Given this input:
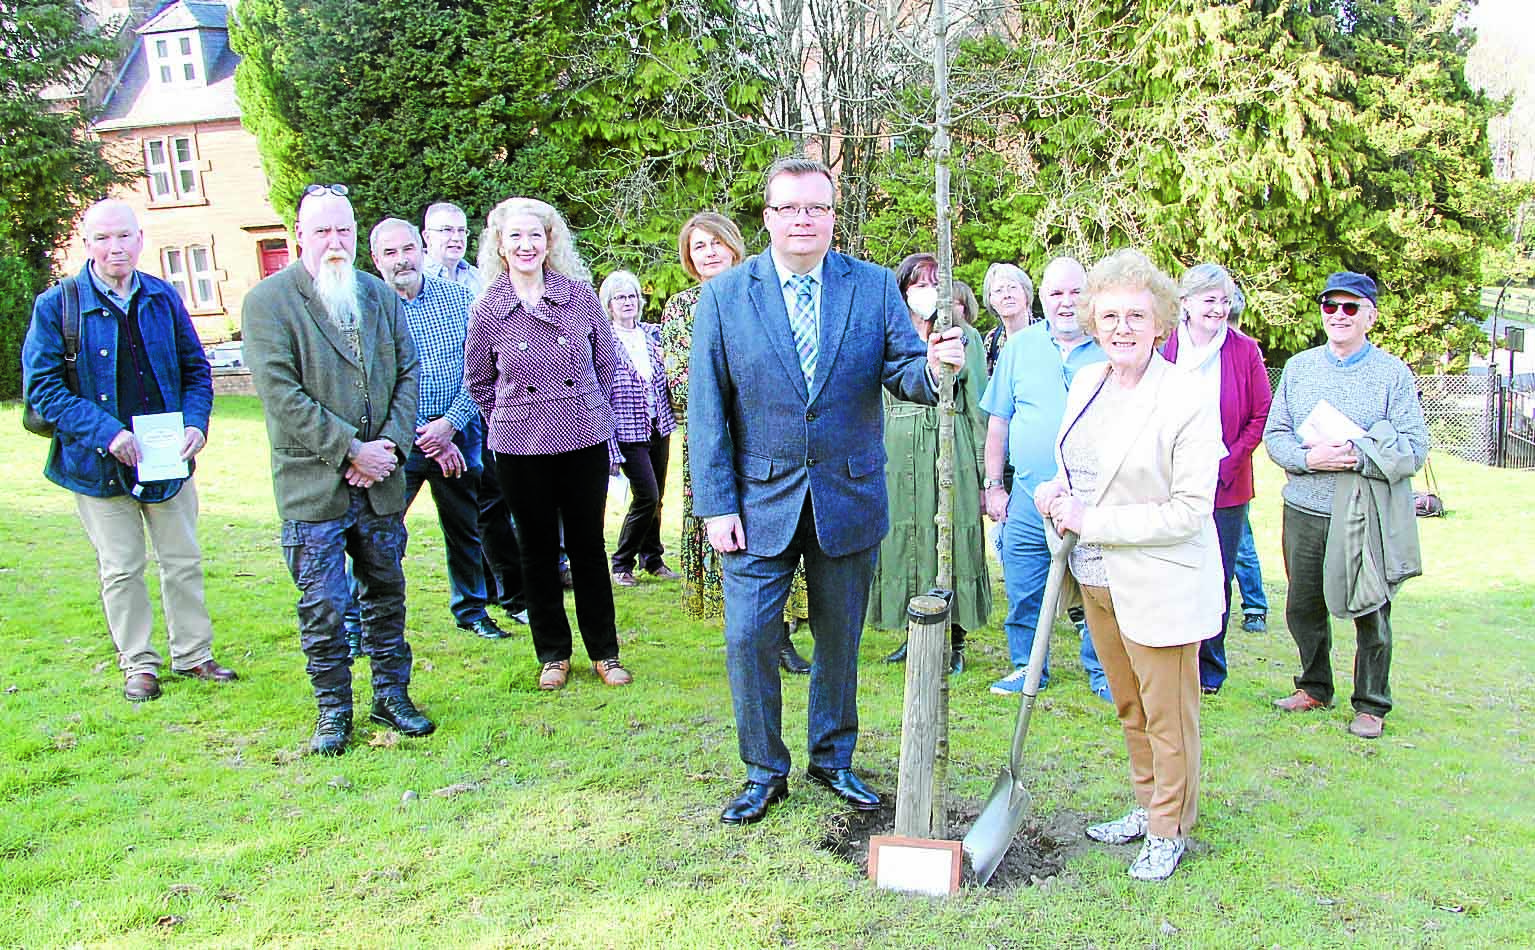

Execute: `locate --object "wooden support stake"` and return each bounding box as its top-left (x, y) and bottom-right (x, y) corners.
top-left (895, 590), bottom-right (951, 839)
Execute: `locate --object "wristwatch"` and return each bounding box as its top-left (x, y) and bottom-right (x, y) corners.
top-left (983, 478), bottom-right (1005, 490)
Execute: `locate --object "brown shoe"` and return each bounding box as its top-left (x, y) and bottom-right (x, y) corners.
top-left (124, 672), bottom-right (162, 702)
top-left (593, 657), bottom-right (633, 686)
top-left (612, 571), bottom-right (638, 588)
top-left (646, 563), bottom-right (682, 581)
top-left (1274, 689), bottom-right (1329, 712)
top-left (1348, 712), bottom-right (1384, 739)
top-left (538, 660), bottom-right (571, 691)
top-left (173, 659), bottom-right (238, 682)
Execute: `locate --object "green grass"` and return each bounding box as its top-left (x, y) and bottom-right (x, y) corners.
top-left (1, 395), bottom-right (1531, 948)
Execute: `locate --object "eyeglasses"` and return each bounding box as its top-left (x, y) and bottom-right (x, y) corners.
top-left (1098, 312), bottom-right (1151, 331)
top-left (428, 226), bottom-right (468, 236)
top-left (303, 183), bottom-right (350, 198)
top-left (767, 203), bottom-right (833, 218)
top-left (1320, 300), bottom-right (1363, 316)
top-left (610, 293), bottom-right (641, 304)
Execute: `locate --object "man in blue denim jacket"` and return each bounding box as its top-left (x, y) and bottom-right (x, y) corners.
top-left (22, 199), bottom-right (235, 702)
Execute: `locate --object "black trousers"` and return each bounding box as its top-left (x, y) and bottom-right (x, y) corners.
top-left (495, 443), bottom-right (618, 664)
top-left (612, 434), bottom-right (670, 573)
top-left (476, 430), bottom-right (525, 614)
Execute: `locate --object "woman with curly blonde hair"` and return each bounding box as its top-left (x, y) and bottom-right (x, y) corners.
top-left (465, 197), bottom-right (632, 692)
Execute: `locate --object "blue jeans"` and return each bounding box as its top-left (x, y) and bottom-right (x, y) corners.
top-left (1234, 512), bottom-right (1267, 616)
top-left (1202, 503), bottom-right (1248, 692)
top-left (281, 489), bottom-right (412, 712)
top-left (998, 487), bottom-right (1052, 686)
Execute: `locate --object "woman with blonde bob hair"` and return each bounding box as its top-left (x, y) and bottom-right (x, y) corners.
top-left (1034, 249), bottom-right (1224, 881)
top-left (465, 197), bottom-right (632, 692)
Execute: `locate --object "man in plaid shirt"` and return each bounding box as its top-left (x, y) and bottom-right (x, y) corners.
top-left (370, 218), bottom-right (508, 640)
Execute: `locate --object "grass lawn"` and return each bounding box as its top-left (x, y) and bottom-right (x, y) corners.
top-left (1, 395), bottom-right (1531, 948)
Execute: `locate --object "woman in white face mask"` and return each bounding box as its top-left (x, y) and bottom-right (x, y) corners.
top-left (869, 253), bottom-right (993, 674)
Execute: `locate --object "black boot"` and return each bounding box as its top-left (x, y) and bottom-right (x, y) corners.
top-left (779, 623), bottom-right (810, 674)
top-left (949, 624), bottom-right (967, 676)
top-left (883, 639), bottom-right (909, 664)
top-left (309, 708), bottom-right (353, 757)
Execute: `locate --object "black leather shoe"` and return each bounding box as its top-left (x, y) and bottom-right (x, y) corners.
top-left (458, 617), bottom-right (510, 640)
top-left (805, 765), bottom-right (881, 811)
top-left (779, 643), bottom-right (811, 675)
top-left (370, 695), bottom-right (436, 737)
top-left (884, 640), bottom-right (909, 664)
top-left (309, 709), bottom-right (352, 756)
top-left (720, 777), bottom-right (789, 825)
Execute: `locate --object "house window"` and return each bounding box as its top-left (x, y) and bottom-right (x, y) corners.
top-left (162, 244), bottom-right (221, 311)
top-left (150, 32), bottom-right (201, 86)
top-left (144, 135), bottom-right (201, 203)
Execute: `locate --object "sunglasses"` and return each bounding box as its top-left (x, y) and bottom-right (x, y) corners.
top-left (1320, 300), bottom-right (1363, 316)
top-left (303, 183), bottom-right (350, 198)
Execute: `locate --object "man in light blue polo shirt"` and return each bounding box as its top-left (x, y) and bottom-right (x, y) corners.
top-left (980, 257), bottom-right (1108, 697)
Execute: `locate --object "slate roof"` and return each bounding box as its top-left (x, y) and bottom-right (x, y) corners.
top-left (138, 1), bottom-right (228, 34)
top-left (95, 2), bottom-right (240, 131)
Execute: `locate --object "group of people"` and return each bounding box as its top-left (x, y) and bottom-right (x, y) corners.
top-left (22, 155), bottom-right (1430, 885)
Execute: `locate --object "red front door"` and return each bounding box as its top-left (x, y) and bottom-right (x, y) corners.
top-left (259, 239), bottom-right (290, 278)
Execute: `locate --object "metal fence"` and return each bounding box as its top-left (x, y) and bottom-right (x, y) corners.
top-left (1262, 366), bottom-right (1510, 467)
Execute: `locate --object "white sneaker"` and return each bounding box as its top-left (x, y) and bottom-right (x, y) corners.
top-left (1085, 807), bottom-right (1149, 845)
top-left (1128, 834), bottom-right (1186, 881)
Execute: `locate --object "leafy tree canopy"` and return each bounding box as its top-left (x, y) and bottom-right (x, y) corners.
top-left (0, 0), bottom-right (128, 398)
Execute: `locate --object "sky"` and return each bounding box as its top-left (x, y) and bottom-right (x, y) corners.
top-left (1468, 0), bottom-right (1535, 39)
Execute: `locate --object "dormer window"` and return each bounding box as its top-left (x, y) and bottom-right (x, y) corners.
top-left (150, 31), bottom-right (201, 86)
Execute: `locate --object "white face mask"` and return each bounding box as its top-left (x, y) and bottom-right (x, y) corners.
top-left (906, 285), bottom-right (939, 320)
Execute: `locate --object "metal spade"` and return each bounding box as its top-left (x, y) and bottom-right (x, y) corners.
top-left (962, 530), bottom-right (1077, 885)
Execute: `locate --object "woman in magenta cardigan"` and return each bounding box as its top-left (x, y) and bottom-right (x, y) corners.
top-left (1162, 264), bottom-right (1271, 694)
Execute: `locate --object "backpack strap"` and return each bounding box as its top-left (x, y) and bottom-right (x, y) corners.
top-left (60, 274), bottom-right (82, 394)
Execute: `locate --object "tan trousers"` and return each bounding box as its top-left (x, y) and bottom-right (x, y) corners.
top-left (1080, 584), bottom-right (1200, 838)
top-left (75, 478), bottom-right (214, 676)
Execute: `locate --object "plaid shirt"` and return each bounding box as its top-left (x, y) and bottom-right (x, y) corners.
top-left (402, 276), bottom-right (477, 431)
top-left (609, 323), bottom-right (677, 443)
top-left (423, 257), bottom-right (484, 295)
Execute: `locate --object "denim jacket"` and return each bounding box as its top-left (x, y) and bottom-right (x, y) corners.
top-left (21, 265), bottom-right (213, 502)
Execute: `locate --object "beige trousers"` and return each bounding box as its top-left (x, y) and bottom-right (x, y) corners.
top-left (1080, 584), bottom-right (1201, 838)
top-left (75, 478), bottom-right (214, 676)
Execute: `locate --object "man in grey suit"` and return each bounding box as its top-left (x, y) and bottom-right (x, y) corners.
top-left (689, 157), bottom-right (966, 824)
top-left (242, 184), bottom-right (435, 756)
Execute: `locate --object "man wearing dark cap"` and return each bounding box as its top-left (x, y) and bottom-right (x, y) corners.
top-left (1263, 272), bottom-right (1430, 739)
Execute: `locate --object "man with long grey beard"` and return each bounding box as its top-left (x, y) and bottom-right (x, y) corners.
top-left (243, 184), bottom-right (434, 756)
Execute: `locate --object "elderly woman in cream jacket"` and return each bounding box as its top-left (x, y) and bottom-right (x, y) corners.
top-left (1033, 249), bottom-right (1225, 882)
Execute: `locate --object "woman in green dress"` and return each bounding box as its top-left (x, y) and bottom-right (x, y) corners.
top-left (658, 211), bottom-right (812, 672)
top-left (872, 255), bottom-right (992, 674)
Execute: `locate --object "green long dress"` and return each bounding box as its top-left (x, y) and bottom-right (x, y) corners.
top-left (866, 321), bottom-right (992, 632)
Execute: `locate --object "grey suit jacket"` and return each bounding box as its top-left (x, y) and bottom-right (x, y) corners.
top-left (687, 249), bottom-right (934, 558)
top-left (242, 261), bottom-right (419, 522)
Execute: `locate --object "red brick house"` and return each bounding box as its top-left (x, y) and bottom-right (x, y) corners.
top-left (59, 1), bottom-right (288, 343)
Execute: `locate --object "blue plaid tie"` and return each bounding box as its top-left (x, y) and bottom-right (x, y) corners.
top-left (787, 273), bottom-right (818, 386)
